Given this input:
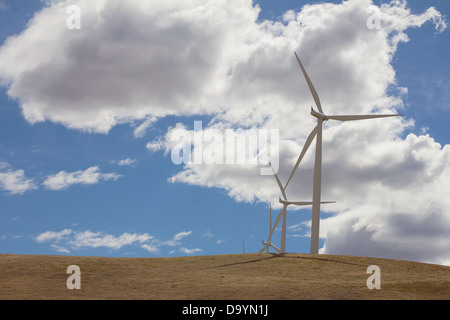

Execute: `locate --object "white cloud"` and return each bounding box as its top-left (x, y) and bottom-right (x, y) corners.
top-left (133, 117), bottom-right (157, 138)
top-left (179, 247), bottom-right (203, 255)
top-left (35, 229), bottom-right (198, 255)
top-left (173, 230), bottom-right (192, 241)
top-left (0, 2), bottom-right (7, 11)
top-left (0, 162), bottom-right (37, 195)
top-left (140, 243), bottom-right (160, 254)
top-left (70, 230), bottom-right (153, 250)
top-left (0, 0), bottom-right (263, 133)
top-left (50, 244), bottom-right (71, 254)
top-left (287, 223), bottom-right (307, 233)
top-left (111, 158), bottom-right (138, 166)
top-left (146, 138), bottom-right (165, 153)
top-left (163, 230), bottom-right (192, 246)
top-left (0, 0), bottom-right (445, 137)
top-left (42, 166), bottom-right (122, 190)
top-left (35, 228), bottom-right (72, 242)
top-left (201, 230), bottom-right (214, 239)
top-left (0, 162), bottom-right (122, 194)
top-left (36, 229), bottom-right (154, 251)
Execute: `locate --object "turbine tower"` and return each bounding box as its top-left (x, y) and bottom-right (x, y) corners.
top-left (291, 51), bottom-right (403, 254)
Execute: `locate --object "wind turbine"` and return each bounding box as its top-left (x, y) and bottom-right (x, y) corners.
top-left (291, 51), bottom-right (403, 254)
top-left (259, 161), bottom-right (333, 254)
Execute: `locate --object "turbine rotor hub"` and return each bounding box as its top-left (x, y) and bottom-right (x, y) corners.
top-left (310, 107), bottom-right (328, 121)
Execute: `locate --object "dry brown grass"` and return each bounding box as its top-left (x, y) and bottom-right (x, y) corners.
top-left (0, 253), bottom-right (449, 300)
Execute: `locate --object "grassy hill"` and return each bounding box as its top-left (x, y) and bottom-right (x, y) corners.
top-left (0, 253), bottom-right (449, 300)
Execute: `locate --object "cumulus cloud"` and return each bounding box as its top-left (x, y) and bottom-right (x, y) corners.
top-left (42, 166), bottom-right (122, 190)
top-left (0, 0), bottom-right (263, 133)
top-left (1, 0), bottom-right (449, 264)
top-left (0, 162), bottom-right (37, 195)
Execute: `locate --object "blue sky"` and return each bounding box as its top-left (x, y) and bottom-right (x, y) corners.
top-left (0, 0), bottom-right (449, 265)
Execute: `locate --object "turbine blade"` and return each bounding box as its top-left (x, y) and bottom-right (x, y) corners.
top-left (269, 206), bottom-right (286, 234)
top-left (269, 243), bottom-right (281, 253)
top-left (286, 201), bottom-right (313, 206)
top-left (284, 125), bottom-right (318, 189)
top-left (289, 201), bottom-right (336, 206)
top-left (269, 161), bottom-right (287, 200)
top-left (267, 206), bottom-right (286, 243)
top-left (294, 52), bottom-right (323, 114)
top-left (327, 114), bottom-right (402, 121)
top-left (279, 199), bottom-right (336, 206)
top-left (269, 203), bottom-right (272, 234)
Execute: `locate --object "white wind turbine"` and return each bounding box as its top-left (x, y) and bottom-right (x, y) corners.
top-left (289, 51), bottom-right (403, 254)
top-left (259, 161), bottom-right (333, 254)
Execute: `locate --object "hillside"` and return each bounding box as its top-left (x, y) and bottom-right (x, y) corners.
top-left (0, 253), bottom-right (449, 300)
